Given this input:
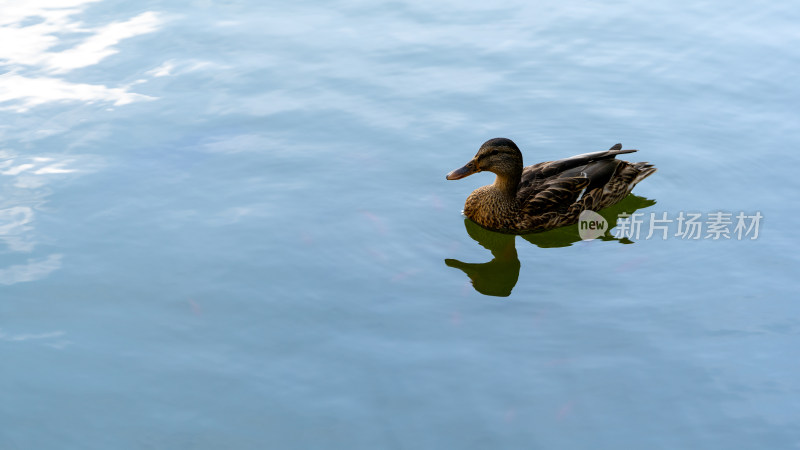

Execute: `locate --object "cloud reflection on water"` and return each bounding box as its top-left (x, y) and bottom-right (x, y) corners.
top-left (0, 0), bottom-right (161, 110)
top-left (0, 150), bottom-right (78, 283)
top-left (0, 327), bottom-right (69, 349)
top-left (1, 0), bottom-right (162, 284)
top-left (0, 254), bottom-right (63, 285)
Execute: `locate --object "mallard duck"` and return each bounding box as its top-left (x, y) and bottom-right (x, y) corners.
top-left (446, 138), bottom-right (656, 234)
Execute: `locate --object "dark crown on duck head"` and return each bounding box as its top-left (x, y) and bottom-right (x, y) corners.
top-left (475, 138), bottom-right (523, 173)
top-left (480, 138), bottom-right (519, 151)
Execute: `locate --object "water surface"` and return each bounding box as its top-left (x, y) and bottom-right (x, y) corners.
top-left (2, 0), bottom-right (799, 448)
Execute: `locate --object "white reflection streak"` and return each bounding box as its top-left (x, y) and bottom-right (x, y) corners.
top-left (147, 60), bottom-right (175, 77)
top-left (145, 59), bottom-right (217, 78)
top-left (0, 72), bottom-right (153, 111)
top-left (46, 11), bottom-right (161, 73)
top-left (0, 328), bottom-right (70, 349)
top-left (0, 254), bottom-right (62, 285)
top-left (0, 330), bottom-right (64, 341)
top-left (0, 206), bottom-right (34, 235)
top-left (0, 204), bottom-right (35, 252)
top-left (0, 152), bottom-right (80, 275)
top-left (0, 1), bottom-right (161, 110)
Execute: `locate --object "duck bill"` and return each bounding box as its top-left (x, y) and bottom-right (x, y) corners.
top-left (446, 161), bottom-right (478, 180)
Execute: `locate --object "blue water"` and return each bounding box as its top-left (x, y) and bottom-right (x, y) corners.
top-left (2, 1), bottom-right (799, 448)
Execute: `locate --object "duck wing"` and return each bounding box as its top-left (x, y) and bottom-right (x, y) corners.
top-left (517, 144), bottom-right (637, 201)
top-left (521, 176), bottom-right (591, 215)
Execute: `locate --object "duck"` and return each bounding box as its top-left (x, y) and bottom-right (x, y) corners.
top-left (446, 138), bottom-right (656, 234)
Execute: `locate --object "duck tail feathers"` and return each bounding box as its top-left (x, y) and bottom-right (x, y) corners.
top-left (631, 162), bottom-right (657, 185)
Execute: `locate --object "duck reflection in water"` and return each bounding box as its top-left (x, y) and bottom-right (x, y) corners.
top-left (446, 194), bottom-right (656, 297)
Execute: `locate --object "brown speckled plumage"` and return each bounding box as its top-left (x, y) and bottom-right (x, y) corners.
top-left (447, 138), bottom-right (657, 234)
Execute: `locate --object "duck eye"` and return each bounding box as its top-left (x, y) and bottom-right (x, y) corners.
top-left (490, 150), bottom-right (499, 156)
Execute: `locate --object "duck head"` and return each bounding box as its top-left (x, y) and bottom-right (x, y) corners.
top-left (446, 138), bottom-right (523, 181)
